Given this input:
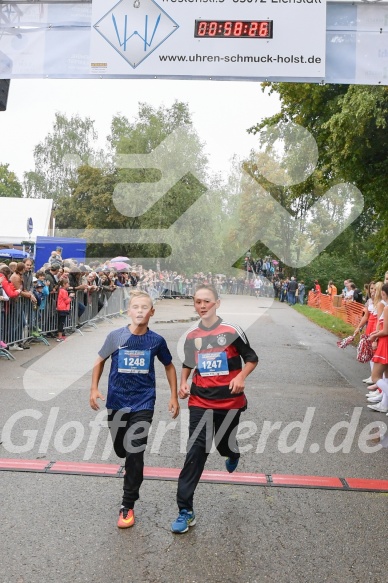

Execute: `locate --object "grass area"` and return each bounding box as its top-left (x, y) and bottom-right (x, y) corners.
top-left (292, 304), bottom-right (356, 340)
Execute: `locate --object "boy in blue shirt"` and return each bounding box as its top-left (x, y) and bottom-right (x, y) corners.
top-left (90, 290), bottom-right (179, 528)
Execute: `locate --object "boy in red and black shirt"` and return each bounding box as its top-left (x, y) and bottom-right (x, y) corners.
top-left (171, 284), bottom-right (258, 534)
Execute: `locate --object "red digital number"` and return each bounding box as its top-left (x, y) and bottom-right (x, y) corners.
top-left (197, 22), bottom-right (207, 36)
top-left (258, 22), bottom-right (269, 37)
top-left (233, 22), bottom-right (243, 36)
top-left (208, 21), bottom-right (218, 36)
top-left (224, 22), bottom-right (232, 36)
top-left (248, 22), bottom-right (258, 37)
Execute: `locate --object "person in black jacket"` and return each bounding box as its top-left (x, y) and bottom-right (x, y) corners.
top-left (287, 277), bottom-right (298, 305)
top-left (44, 263), bottom-right (61, 293)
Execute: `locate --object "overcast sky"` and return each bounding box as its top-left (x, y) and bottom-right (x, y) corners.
top-left (0, 78), bottom-right (280, 182)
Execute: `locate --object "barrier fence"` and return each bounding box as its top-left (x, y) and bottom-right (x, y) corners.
top-left (0, 288), bottom-right (128, 361)
top-left (307, 292), bottom-right (364, 328)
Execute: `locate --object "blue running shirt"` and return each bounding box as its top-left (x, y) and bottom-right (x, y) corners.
top-left (98, 326), bottom-right (172, 411)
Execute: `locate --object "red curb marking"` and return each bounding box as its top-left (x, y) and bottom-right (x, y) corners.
top-left (271, 474), bottom-right (343, 488)
top-left (50, 461), bottom-right (121, 475)
top-left (201, 470), bottom-right (267, 484)
top-left (1, 459), bottom-right (388, 492)
top-left (346, 478), bottom-right (388, 491)
top-left (0, 458), bottom-right (48, 471)
top-left (144, 466), bottom-right (180, 479)
top-left (143, 466), bottom-right (267, 484)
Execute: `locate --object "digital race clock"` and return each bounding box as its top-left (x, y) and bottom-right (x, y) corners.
top-left (194, 20), bottom-right (273, 39)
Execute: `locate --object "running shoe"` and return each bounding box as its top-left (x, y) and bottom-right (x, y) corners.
top-left (367, 394), bottom-right (383, 403)
top-left (362, 377), bottom-right (373, 384)
top-left (367, 403), bottom-right (388, 413)
top-left (117, 507), bottom-right (135, 529)
top-left (171, 509), bottom-right (196, 534)
top-left (225, 457), bottom-right (239, 473)
top-left (365, 390), bottom-right (381, 397)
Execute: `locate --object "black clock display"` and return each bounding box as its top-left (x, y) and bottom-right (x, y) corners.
top-left (194, 20), bottom-right (273, 39)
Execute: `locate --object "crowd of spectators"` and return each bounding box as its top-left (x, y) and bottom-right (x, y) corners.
top-left (0, 251), bottom-right (292, 351)
top-left (2, 246), bottom-right (384, 350)
top-left (352, 272), bottom-right (388, 420)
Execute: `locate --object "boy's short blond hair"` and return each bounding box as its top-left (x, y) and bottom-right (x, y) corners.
top-left (128, 290), bottom-right (154, 307)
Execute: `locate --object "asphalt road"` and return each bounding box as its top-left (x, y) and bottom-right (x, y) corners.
top-left (1, 295), bottom-right (387, 583)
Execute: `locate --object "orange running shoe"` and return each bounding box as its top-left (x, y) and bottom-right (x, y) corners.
top-left (117, 508), bottom-right (135, 529)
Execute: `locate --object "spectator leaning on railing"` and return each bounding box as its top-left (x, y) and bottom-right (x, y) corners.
top-left (326, 280), bottom-right (337, 300)
top-left (23, 258), bottom-right (34, 294)
top-left (44, 263), bottom-right (61, 293)
top-left (0, 266), bottom-right (21, 350)
top-left (350, 283), bottom-right (363, 303)
top-left (67, 267), bottom-right (87, 319)
top-left (11, 262), bottom-right (37, 309)
top-left (1, 265), bottom-right (23, 350)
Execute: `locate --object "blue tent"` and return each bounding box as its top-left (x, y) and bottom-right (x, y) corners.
top-left (0, 249), bottom-right (29, 260)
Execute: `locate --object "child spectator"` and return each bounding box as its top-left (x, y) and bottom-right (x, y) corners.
top-left (56, 278), bottom-right (72, 342)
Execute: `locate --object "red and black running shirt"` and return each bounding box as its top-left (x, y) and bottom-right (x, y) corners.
top-left (183, 317), bottom-right (258, 410)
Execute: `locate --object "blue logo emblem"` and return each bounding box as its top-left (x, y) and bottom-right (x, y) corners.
top-left (93, 0), bottom-right (179, 69)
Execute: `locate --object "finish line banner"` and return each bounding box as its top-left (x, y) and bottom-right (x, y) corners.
top-left (0, 2), bottom-right (388, 84)
top-left (90, 0), bottom-right (326, 81)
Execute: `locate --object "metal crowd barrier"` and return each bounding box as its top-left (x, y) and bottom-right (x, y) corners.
top-left (0, 288), bottom-right (128, 360)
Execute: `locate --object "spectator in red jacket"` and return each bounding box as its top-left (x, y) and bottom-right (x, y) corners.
top-left (313, 280), bottom-right (321, 294)
top-left (56, 278), bottom-right (73, 342)
top-left (0, 266), bottom-right (22, 350)
top-left (0, 265), bottom-right (21, 301)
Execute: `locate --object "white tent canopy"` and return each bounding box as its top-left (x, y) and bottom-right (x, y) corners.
top-left (0, 197), bottom-right (53, 245)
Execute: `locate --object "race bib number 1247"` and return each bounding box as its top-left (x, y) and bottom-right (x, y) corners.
top-left (198, 351), bottom-right (229, 377)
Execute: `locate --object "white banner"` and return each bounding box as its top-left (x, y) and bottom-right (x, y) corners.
top-left (0, 2), bottom-right (387, 84)
top-left (90, 0), bottom-right (327, 80)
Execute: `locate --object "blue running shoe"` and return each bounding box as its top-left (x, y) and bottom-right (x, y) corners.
top-left (225, 457), bottom-right (239, 473)
top-left (171, 509), bottom-right (196, 534)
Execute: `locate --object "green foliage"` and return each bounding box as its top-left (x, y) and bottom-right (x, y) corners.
top-left (0, 163), bottom-right (22, 198)
top-left (54, 102), bottom-right (226, 271)
top-left (296, 251), bottom-right (375, 294)
top-left (23, 112), bottom-right (105, 201)
top-left (292, 304), bottom-right (356, 340)
top-left (248, 83), bottom-right (388, 275)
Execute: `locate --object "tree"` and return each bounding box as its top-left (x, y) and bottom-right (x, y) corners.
top-left (55, 102), bottom-right (227, 273)
top-left (23, 112), bottom-right (105, 201)
top-left (0, 163), bottom-right (23, 197)
top-left (248, 84), bottom-right (388, 276)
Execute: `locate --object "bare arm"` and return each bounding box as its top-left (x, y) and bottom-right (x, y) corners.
top-left (375, 302), bottom-right (385, 333)
top-left (179, 366), bottom-right (192, 399)
top-left (89, 356), bottom-right (107, 410)
top-left (229, 360), bottom-right (258, 394)
top-left (354, 308), bottom-right (369, 336)
top-left (165, 362), bottom-right (179, 418)
top-left (370, 307), bottom-right (388, 340)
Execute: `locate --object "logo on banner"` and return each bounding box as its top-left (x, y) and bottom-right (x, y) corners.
top-left (93, 0), bottom-right (179, 69)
